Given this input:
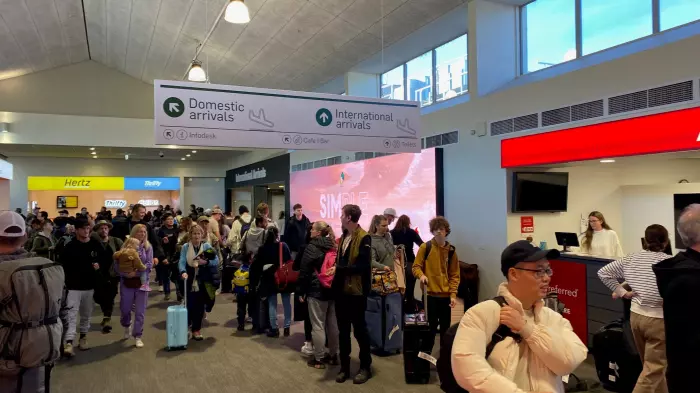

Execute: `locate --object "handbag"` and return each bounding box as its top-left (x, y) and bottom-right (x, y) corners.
top-left (371, 269), bottom-right (399, 295)
top-left (274, 242), bottom-right (299, 291)
top-left (123, 276), bottom-right (141, 289)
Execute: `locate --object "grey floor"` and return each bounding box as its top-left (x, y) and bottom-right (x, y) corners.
top-left (52, 291), bottom-right (608, 393)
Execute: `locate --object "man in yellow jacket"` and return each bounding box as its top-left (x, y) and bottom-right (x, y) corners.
top-left (412, 216), bottom-right (461, 355)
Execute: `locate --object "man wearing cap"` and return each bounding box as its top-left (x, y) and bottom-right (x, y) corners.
top-left (383, 208), bottom-right (397, 243)
top-left (91, 220), bottom-right (123, 333)
top-left (451, 240), bottom-right (587, 393)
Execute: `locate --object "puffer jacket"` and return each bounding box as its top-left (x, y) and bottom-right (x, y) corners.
top-left (297, 236), bottom-right (336, 300)
top-left (370, 233), bottom-right (395, 270)
top-left (452, 282), bottom-right (588, 393)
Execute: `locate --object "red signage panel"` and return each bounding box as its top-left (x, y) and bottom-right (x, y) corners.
top-left (501, 106), bottom-right (700, 168)
top-left (548, 259), bottom-right (588, 345)
top-left (521, 216), bottom-right (534, 234)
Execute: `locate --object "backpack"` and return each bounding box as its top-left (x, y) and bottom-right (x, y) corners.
top-left (318, 249), bottom-right (337, 288)
top-left (238, 217), bottom-right (252, 238)
top-left (233, 265), bottom-right (250, 294)
top-left (424, 241), bottom-right (456, 266)
top-left (0, 258), bottom-right (65, 377)
top-left (436, 296), bottom-right (521, 393)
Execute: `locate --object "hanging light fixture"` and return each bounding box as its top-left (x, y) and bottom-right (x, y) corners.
top-left (224, 0), bottom-right (250, 24)
top-left (188, 60), bottom-right (207, 82)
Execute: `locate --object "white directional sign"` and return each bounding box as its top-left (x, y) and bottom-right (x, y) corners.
top-left (154, 80), bottom-right (421, 152)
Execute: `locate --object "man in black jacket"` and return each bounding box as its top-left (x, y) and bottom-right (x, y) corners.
top-left (654, 204), bottom-right (700, 393)
top-left (331, 204), bottom-right (373, 385)
top-left (111, 203), bottom-right (164, 264)
top-left (286, 203), bottom-right (311, 259)
top-left (91, 220), bottom-right (123, 333)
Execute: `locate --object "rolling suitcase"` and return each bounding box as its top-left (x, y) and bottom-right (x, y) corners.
top-left (166, 299), bottom-right (188, 351)
top-left (403, 288), bottom-right (432, 384)
top-left (366, 292), bottom-right (403, 354)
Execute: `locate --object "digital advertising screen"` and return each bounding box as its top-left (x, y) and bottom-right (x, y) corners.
top-left (290, 149), bottom-right (438, 248)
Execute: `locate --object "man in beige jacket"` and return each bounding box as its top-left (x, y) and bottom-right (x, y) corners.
top-left (451, 240), bottom-right (587, 393)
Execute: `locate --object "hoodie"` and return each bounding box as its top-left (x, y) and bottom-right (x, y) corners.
top-left (652, 248), bottom-right (700, 393)
top-left (370, 233), bottom-right (395, 270)
top-left (242, 226), bottom-right (266, 257)
top-left (297, 236), bottom-right (335, 300)
top-left (285, 214), bottom-right (311, 252)
top-left (228, 213), bottom-right (252, 252)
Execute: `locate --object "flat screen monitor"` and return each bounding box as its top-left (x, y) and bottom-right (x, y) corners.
top-left (290, 149), bottom-right (440, 255)
top-left (57, 196), bottom-right (78, 209)
top-left (512, 172), bottom-right (569, 213)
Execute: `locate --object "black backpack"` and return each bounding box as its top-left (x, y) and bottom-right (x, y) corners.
top-left (424, 241), bottom-right (455, 265)
top-left (238, 217), bottom-right (252, 238)
top-left (436, 296), bottom-right (521, 393)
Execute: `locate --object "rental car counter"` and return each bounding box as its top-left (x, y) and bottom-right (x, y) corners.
top-left (548, 253), bottom-right (623, 347)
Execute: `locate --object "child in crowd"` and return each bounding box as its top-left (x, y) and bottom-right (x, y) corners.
top-left (115, 237), bottom-right (149, 291)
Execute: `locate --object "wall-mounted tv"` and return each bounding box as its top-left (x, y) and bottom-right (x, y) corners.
top-left (512, 172), bottom-right (569, 213)
top-left (57, 196), bottom-right (78, 209)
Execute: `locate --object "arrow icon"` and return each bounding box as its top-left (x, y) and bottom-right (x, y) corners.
top-left (169, 103), bottom-right (180, 113)
top-left (320, 113), bottom-right (328, 122)
top-left (163, 97), bottom-right (185, 118)
top-left (316, 108), bottom-right (332, 126)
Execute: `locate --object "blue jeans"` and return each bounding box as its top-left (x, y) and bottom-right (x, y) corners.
top-left (268, 293), bottom-right (292, 330)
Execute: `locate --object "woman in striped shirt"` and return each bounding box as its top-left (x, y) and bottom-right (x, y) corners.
top-left (597, 224), bottom-right (671, 393)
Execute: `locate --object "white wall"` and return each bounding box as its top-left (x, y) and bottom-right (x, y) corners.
top-left (184, 178), bottom-right (226, 211)
top-left (8, 157), bottom-right (228, 211)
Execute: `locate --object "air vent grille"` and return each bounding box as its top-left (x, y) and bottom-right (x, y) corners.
top-left (571, 100), bottom-right (604, 121)
top-left (491, 119), bottom-right (514, 136)
top-left (542, 106), bottom-right (571, 127)
top-left (514, 114), bottom-right (538, 132)
top-left (648, 80), bottom-right (693, 108)
top-left (609, 90), bottom-right (648, 115)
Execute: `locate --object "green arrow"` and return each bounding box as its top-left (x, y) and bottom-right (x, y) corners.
top-left (163, 97), bottom-right (185, 118)
top-left (316, 108), bottom-right (332, 127)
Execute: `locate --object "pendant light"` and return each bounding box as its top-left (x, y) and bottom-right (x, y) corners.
top-left (188, 60), bottom-right (207, 82)
top-left (225, 0), bottom-right (250, 24)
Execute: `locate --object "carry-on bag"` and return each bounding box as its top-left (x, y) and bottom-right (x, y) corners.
top-left (403, 288), bottom-right (432, 384)
top-left (166, 284), bottom-right (188, 351)
top-left (366, 292), bottom-right (403, 354)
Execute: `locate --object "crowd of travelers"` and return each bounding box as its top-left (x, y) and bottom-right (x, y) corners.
top-left (2, 201), bottom-right (700, 392)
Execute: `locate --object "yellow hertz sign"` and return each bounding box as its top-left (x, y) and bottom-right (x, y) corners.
top-left (28, 177), bottom-right (125, 191)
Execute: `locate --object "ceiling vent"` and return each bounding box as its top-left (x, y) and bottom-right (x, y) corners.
top-left (648, 80), bottom-right (693, 108)
top-left (571, 100), bottom-right (604, 121)
top-left (542, 106), bottom-right (571, 127)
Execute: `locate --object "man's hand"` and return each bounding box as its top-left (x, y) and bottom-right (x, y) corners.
top-left (181, 273), bottom-right (188, 280)
top-left (326, 266), bottom-right (336, 276)
top-left (92, 263), bottom-right (100, 270)
top-left (419, 275), bottom-right (428, 285)
top-left (162, 236), bottom-right (169, 244)
top-left (162, 259), bottom-right (169, 265)
top-left (299, 296), bottom-right (305, 303)
top-left (500, 306), bottom-right (526, 332)
top-left (449, 297), bottom-right (457, 308)
top-left (126, 271), bottom-right (137, 278)
top-left (153, 258), bottom-right (159, 265)
top-left (383, 265), bottom-right (391, 272)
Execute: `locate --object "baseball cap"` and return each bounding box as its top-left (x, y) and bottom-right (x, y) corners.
top-left (74, 218), bottom-right (91, 230)
top-left (500, 240), bottom-right (560, 277)
top-left (0, 211), bottom-right (26, 237)
top-left (383, 208), bottom-right (397, 217)
top-left (197, 216), bottom-right (210, 223)
top-left (212, 208), bottom-right (223, 215)
top-left (93, 220), bottom-right (113, 231)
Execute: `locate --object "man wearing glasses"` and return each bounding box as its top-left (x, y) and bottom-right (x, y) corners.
top-left (451, 240), bottom-right (587, 393)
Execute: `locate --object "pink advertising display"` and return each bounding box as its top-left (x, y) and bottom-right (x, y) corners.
top-left (290, 149), bottom-right (437, 250)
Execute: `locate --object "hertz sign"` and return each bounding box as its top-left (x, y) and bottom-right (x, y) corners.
top-left (28, 177), bottom-right (124, 191)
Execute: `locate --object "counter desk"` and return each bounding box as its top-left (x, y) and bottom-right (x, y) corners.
top-left (548, 254), bottom-right (624, 347)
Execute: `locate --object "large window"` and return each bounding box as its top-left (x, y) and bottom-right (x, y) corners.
top-left (380, 66), bottom-right (404, 100)
top-left (522, 0), bottom-right (700, 74)
top-left (522, 0), bottom-right (576, 73)
top-left (435, 35), bottom-right (468, 102)
top-left (661, 0), bottom-right (700, 30)
top-left (379, 34), bottom-right (467, 107)
top-left (406, 52), bottom-right (433, 106)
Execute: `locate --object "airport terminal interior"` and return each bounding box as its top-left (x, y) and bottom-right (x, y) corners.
top-left (2, 0), bottom-right (700, 392)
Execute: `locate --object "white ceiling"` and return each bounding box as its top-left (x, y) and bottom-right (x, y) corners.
top-left (0, 0), bottom-right (466, 91)
top-left (0, 144), bottom-right (245, 161)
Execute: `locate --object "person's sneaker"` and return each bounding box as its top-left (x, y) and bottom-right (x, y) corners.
top-left (100, 317), bottom-right (109, 327)
top-left (204, 312), bottom-right (208, 320)
top-left (101, 318), bottom-right (112, 333)
top-left (135, 338), bottom-right (144, 348)
top-left (267, 329), bottom-right (280, 338)
top-left (164, 293), bottom-right (171, 301)
top-left (63, 342), bottom-right (74, 358)
top-left (322, 353), bottom-right (339, 366)
top-left (78, 337), bottom-right (89, 350)
top-left (139, 284), bottom-right (152, 292)
top-left (283, 327), bottom-right (290, 337)
top-left (237, 324), bottom-right (245, 331)
top-left (301, 341), bottom-right (314, 356)
top-left (353, 368), bottom-right (372, 385)
top-left (215, 288), bottom-right (221, 295)
top-left (245, 316), bottom-right (253, 324)
top-left (158, 285), bottom-right (164, 292)
top-left (307, 358), bottom-right (326, 369)
top-left (192, 331), bottom-right (204, 341)
top-left (123, 326), bottom-right (131, 340)
top-left (336, 370), bottom-right (349, 383)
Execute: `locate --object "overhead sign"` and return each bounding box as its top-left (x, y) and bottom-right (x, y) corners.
top-left (28, 177), bottom-right (124, 191)
top-left (105, 200), bottom-right (128, 209)
top-left (0, 159), bottom-right (12, 180)
top-left (124, 177), bottom-right (180, 190)
top-left (501, 106), bottom-right (700, 168)
top-left (226, 154), bottom-right (290, 189)
top-left (138, 199), bottom-right (160, 206)
top-left (154, 80), bottom-right (421, 152)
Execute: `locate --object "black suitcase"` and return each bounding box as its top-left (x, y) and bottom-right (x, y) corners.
top-left (591, 299), bottom-right (642, 393)
top-left (403, 320), bottom-right (431, 384)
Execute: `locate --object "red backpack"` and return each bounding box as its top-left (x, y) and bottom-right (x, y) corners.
top-left (318, 249), bottom-right (337, 288)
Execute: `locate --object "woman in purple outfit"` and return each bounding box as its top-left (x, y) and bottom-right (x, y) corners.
top-left (115, 224), bottom-right (153, 348)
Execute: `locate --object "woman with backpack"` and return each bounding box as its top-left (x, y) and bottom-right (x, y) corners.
top-left (297, 221), bottom-right (339, 369)
top-left (251, 226), bottom-right (293, 338)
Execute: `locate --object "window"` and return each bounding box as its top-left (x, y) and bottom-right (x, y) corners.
top-left (582, 0), bottom-right (652, 55)
top-left (380, 66), bottom-right (404, 100)
top-left (435, 35), bottom-right (468, 102)
top-left (522, 0), bottom-right (576, 73)
top-left (661, 0), bottom-right (700, 30)
top-left (406, 51), bottom-right (433, 106)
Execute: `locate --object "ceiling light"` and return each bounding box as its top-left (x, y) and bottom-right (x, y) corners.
top-left (92, 156), bottom-right (98, 159)
top-left (192, 150), bottom-right (197, 153)
top-left (278, 185), bottom-right (284, 188)
top-left (89, 147), bottom-right (95, 151)
top-left (225, 0), bottom-right (250, 24)
top-left (187, 60), bottom-right (207, 82)
top-left (600, 159), bottom-right (616, 163)
top-left (125, 154), bottom-right (129, 160)
top-left (91, 151), bottom-right (96, 155)
top-left (181, 158), bottom-right (186, 161)
top-left (186, 154), bottom-right (191, 157)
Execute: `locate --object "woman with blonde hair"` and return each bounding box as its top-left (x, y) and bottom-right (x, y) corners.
top-left (115, 224), bottom-right (153, 348)
top-left (581, 211), bottom-right (624, 257)
top-left (369, 214), bottom-right (394, 271)
top-left (297, 221), bottom-right (340, 369)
